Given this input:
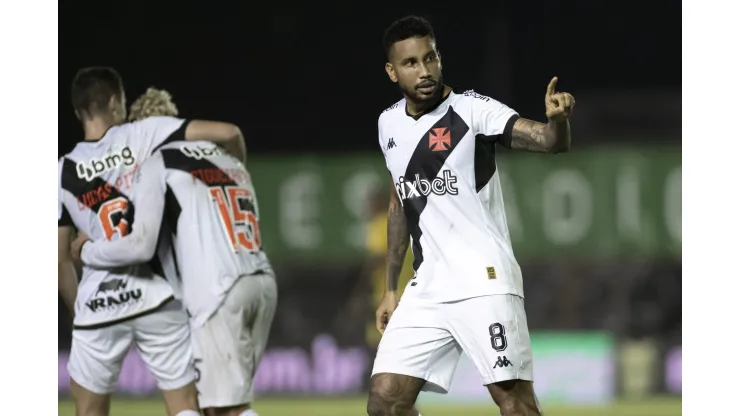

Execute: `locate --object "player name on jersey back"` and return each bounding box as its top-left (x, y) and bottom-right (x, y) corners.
top-left (58, 116), bottom-right (188, 327)
top-left (377, 90), bottom-right (525, 303)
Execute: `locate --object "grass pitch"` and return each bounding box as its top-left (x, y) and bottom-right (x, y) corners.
top-left (58, 396), bottom-right (680, 415)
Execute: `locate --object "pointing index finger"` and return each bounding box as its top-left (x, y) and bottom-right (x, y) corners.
top-left (546, 77), bottom-right (558, 97)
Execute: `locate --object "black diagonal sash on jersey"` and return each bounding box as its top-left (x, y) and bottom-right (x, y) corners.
top-left (473, 136), bottom-right (497, 193)
top-left (160, 148), bottom-right (242, 235)
top-left (60, 157), bottom-right (170, 276)
top-left (161, 148), bottom-right (238, 187)
top-left (402, 106), bottom-right (470, 272)
top-left (60, 157), bottom-right (136, 231)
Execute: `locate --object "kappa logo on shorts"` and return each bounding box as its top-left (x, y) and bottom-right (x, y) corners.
top-left (493, 356), bottom-right (513, 369)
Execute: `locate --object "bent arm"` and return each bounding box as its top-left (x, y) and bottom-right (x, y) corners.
top-left (501, 117), bottom-right (571, 154)
top-left (81, 161), bottom-right (166, 268)
top-left (185, 120), bottom-right (247, 164)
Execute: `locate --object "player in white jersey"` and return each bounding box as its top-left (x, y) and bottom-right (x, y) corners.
top-left (58, 67), bottom-right (247, 416)
top-left (69, 90), bottom-right (277, 416)
top-left (367, 17), bottom-right (576, 416)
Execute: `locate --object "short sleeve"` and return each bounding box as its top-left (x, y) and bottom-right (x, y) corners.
top-left (134, 116), bottom-right (191, 155)
top-left (470, 92), bottom-right (519, 143)
top-left (58, 158), bottom-right (73, 227)
top-left (377, 116), bottom-right (386, 155)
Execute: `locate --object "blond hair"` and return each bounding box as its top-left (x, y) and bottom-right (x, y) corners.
top-left (128, 87), bottom-right (179, 121)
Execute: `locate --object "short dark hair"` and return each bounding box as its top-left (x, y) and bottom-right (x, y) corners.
top-left (383, 15), bottom-right (436, 59)
top-left (71, 67), bottom-right (124, 116)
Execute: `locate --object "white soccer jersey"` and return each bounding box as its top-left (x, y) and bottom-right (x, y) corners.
top-left (378, 90), bottom-right (523, 303)
top-left (58, 116), bottom-right (188, 327)
top-left (81, 141), bottom-right (273, 328)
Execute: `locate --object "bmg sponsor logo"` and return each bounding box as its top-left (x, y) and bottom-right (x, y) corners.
top-left (180, 144), bottom-right (225, 160)
top-left (395, 170), bottom-right (458, 200)
top-left (76, 146), bottom-right (136, 181)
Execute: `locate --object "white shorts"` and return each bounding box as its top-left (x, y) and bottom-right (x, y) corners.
top-left (371, 294), bottom-right (533, 394)
top-left (68, 299), bottom-right (195, 395)
top-left (192, 273), bottom-right (278, 409)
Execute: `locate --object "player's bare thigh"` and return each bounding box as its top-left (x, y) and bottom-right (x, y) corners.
top-left (487, 379), bottom-right (542, 416)
top-left (367, 373), bottom-right (424, 416)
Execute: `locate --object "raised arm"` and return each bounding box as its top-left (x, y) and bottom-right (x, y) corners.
top-left (76, 158), bottom-right (166, 268)
top-left (385, 176), bottom-right (409, 293)
top-left (500, 77), bottom-right (575, 154)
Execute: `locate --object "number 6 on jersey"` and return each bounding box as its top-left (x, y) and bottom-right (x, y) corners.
top-left (209, 186), bottom-right (261, 252)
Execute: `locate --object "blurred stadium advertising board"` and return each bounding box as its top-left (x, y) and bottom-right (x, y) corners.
top-left (619, 339), bottom-right (659, 399)
top-left (418, 331), bottom-right (616, 406)
top-left (59, 334), bottom-right (369, 396)
top-left (59, 332), bottom-right (615, 403)
top-left (665, 346), bottom-right (681, 393)
top-left (246, 147), bottom-right (680, 263)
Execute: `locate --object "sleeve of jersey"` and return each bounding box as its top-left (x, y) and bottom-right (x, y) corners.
top-left (377, 116), bottom-right (391, 171)
top-left (80, 157), bottom-right (167, 268)
top-left (138, 116), bottom-right (191, 154)
top-left (472, 94), bottom-right (520, 143)
top-left (58, 158), bottom-right (73, 227)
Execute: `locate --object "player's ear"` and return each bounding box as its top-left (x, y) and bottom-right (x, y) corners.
top-left (74, 109), bottom-right (81, 121)
top-left (385, 62), bottom-right (398, 83)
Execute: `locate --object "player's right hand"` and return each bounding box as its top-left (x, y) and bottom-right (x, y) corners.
top-left (70, 232), bottom-right (90, 264)
top-left (375, 291), bottom-right (399, 334)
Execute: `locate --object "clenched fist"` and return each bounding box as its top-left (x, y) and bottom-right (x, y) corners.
top-left (545, 77), bottom-right (576, 122)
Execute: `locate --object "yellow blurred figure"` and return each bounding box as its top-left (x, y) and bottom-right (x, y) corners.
top-left (364, 187), bottom-right (414, 348)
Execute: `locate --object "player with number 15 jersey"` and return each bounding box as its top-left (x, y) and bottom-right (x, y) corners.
top-left (79, 139), bottom-right (277, 414)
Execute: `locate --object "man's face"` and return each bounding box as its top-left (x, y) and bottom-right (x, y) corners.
top-left (385, 36), bottom-right (443, 104)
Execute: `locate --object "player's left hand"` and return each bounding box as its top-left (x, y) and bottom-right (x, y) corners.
top-left (70, 232), bottom-right (90, 264)
top-left (545, 77), bottom-right (576, 122)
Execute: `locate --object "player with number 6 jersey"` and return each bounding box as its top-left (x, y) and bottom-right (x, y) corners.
top-left (77, 139), bottom-right (277, 416)
top-left (58, 69), bottom-right (247, 416)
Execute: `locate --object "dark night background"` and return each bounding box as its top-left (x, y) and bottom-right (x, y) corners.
top-left (59, 0), bottom-right (681, 156)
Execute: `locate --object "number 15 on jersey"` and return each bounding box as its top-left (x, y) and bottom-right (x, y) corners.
top-left (209, 186), bottom-right (262, 252)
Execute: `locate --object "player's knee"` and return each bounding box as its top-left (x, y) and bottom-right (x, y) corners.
top-left (366, 392), bottom-right (389, 416)
top-left (497, 395), bottom-right (540, 416)
top-left (367, 390), bottom-right (415, 416)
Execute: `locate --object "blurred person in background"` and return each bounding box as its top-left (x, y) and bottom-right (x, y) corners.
top-left (363, 185), bottom-right (414, 349)
top-left (72, 88), bottom-right (276, 416)
top-left (368, 16), bottom-right (575, 416)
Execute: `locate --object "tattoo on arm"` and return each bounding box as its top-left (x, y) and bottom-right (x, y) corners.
top-left (386, 192), bottom-right (409, 292)
top-left (504, 117), bottom-right (571, 153)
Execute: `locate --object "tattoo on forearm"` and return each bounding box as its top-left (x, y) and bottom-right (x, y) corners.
top-left (386, 200), bottom-right (409, 292)
top-left (510, 118), bottom-right (549, 152)
top-left (508, 118), bottom-right (570, 153)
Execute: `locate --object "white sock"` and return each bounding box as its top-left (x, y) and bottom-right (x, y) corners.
top-left (239, 409), bottom-right (259, 416)
top-left (174, 411), bottom-right (200, 416)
